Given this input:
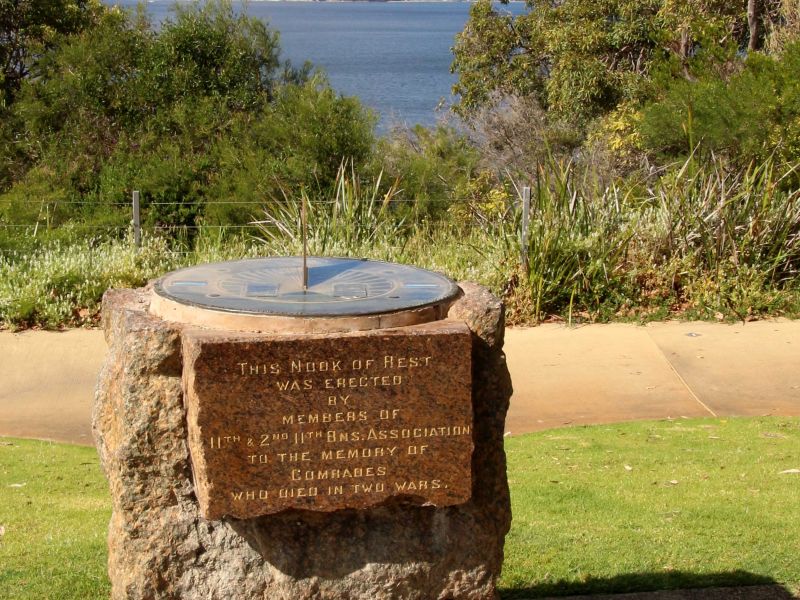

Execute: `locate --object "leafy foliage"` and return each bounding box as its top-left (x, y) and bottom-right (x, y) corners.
top-left (0, 0), bottom-right (104, 107)
top-left (451, 0), bottom-right (773, 127)
top-left (1, 0), bottom-right (799, 329)
top-left (0, 0), bottom-right (375, 240)
top-left (377, 124), bottom-right (482, 218)
top-left (640, 41), bottom-right (800, 168)
top-left (6, 153), bottom-right (799, 329)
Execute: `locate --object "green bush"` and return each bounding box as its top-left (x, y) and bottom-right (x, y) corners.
top-left (0, 233), bottom-right (176, 327)
top-left (0, 0), bottom-right (376, 236)
top-left (640, 43), bottom-right (800, 168)
top-left (377, 124), bottom-right (481, 219)
top-left (451, 0), bottom-right (750, 125)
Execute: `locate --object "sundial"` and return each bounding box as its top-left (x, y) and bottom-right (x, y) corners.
top-left (150, 256), bottom-right (461, 333)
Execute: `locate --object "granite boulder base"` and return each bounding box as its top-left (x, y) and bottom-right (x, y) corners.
top-left (93, 282), bottom-right (512, 600)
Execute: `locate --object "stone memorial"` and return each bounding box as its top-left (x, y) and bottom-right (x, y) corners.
top-left (94, 256), bottom-right (512, 599)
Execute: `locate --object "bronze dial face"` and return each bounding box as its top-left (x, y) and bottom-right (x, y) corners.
top-left (154, 257), bottom-right (460, 317)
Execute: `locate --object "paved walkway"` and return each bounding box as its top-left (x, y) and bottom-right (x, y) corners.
top-left (504, 320), bottom-right (800, 435)
top-left (1, 320), bottom-right (799, 445)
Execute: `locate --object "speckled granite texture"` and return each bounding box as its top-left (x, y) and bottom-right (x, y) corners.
top-left (94, 282), bottom-right (512, 599)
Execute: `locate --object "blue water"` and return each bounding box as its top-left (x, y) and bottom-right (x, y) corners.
top-left (105, 1), bottom-right (526, 129)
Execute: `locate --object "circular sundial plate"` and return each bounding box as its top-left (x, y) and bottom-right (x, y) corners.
top-left (153, 257), bottom-right (460, 318)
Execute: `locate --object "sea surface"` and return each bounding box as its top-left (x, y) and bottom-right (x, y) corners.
top-left (105, 1), bottom-right (526, 129)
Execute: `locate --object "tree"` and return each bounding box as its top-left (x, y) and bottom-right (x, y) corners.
top-left (451, 0), bottom-right (757, 126)
top-left (0, 0), bottom-right (103, 107)
top-left (1, 0), bottom-right (376, 231)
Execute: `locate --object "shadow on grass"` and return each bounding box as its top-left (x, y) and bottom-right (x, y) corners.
top-left (500, 570), bottom-right (797, 599)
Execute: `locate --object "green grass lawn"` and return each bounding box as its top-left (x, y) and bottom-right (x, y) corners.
top-left (1, 417), bottom-right (798, 599)
top-left (0, 440), bottom-right (110, 600)
top-left (502, 417), bottom-right (800, 598)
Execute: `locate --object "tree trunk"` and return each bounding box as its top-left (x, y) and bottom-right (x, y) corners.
top-left (749, 0), bottom-right (762, 52)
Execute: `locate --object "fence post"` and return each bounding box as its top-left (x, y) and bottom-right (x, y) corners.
top-left (132, 190), bottom-right (141, 249)
top-left (521, 186), bottom-right (531, 276)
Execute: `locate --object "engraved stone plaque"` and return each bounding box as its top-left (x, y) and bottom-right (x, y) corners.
top-left (183, 320), bottom-right (473, 520)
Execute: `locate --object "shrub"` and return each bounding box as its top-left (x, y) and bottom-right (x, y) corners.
top-left (0, 233), bottom-right (177, 328)
top-left (377, 124), bottom-right (481, 219)
top-left (0, 0), bottom-right (375, 236)
top-left (640, 43), bottom-right (800, 169)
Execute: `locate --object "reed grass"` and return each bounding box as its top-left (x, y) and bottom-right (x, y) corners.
top-left (0, 156), bottom-right (798, 329)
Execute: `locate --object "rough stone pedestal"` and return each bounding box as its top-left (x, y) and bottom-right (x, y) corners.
top-left (93, 282), bottom-right (512, 600)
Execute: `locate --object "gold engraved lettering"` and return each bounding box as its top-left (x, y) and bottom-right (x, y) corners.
top-left (276, 379), bottom-right (313, 391)
top-left (292, 431), bottom-right (323, 444)
top-left (276, 452), bottom-right (310, 463)
top-left (232, 489), bottom-right (271, 501)
top-left (383, 355), bottom-right (433, 369)
top-left (321, 447), bottom-right (398, 460)
top-left (353, 482), bottom-right (386, 494)
top-left (292, 466), bottom-right (388, 481)
top-left (283, 411), bottom-right (368, 426)
top-left (326, 430), bottom-right (362, 443)
top-left (293, 431), bottom-right (323, 445)
top-left (237, 362), bottom-right (281, 376)
top-left (323, 375), bottom-right (403, 389)
top-left (394, 479), bottom-right (443, 492)
top-left (260, 432), bottom-right (289, 446)
top-left (327, 395), bottom-right (351, 406)
top-left (192, 329), bottom-right (474, 517)
top-left (279, 487), bottom-right (319, 498)
top-left (291, 360), bottom-right (342, 373)
top-left (351, 359), bottom-right (376, 370)
top-left (372, 425), bottom-right (472, 441)
top-left (209, 435), bottom-right (240, 449)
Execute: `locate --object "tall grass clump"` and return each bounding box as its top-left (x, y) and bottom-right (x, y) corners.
top-left (641, 158), bottom-right (800, 320)
top-left (495, 161), bottom-right (636, 323)
top-left (254, 162), bottom-right (409, 258)
top-left (252, 162), bottom-right (510, 287)
top-left (484, 155), bottom-right (800, 323)
top-left (1, 156), bottom-right (798, 330)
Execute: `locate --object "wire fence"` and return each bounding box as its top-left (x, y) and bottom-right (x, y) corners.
top-left (0, 189), bottom-right (533, 264)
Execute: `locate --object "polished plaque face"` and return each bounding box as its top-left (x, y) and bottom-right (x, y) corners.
top-left (183, 322), bottom-right (474, 519)
top-left (154, 257), bottom-right (460, 318)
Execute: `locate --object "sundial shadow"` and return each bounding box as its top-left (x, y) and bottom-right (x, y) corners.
top-left (306, 260), bottom-right (363, 288)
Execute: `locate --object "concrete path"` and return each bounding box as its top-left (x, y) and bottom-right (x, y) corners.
top-left (504, 320), bottom-right (800, 435)
top-left (1, 320), bottom-right (799, 445)
top-left (0, 329), bottom-right (106, 445)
